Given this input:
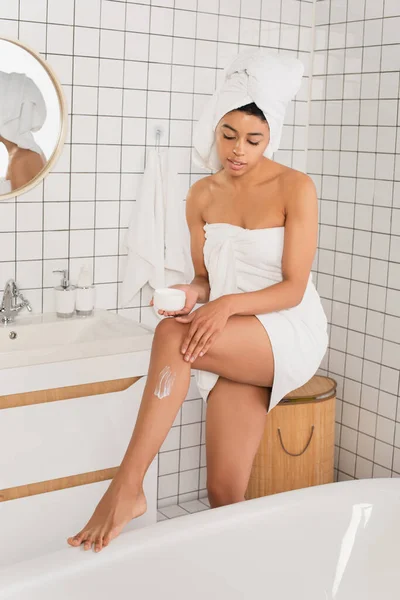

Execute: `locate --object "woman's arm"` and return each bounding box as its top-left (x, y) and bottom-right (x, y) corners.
top-left (185, 178), bottom-right (211, 304)
top-left (223, 174), bottom-right (319, 317)
top-left (189, 275), bottom-right (210, 304)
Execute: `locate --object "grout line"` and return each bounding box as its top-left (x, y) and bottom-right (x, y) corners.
top-left (305, 0), bottom-right (318, 173)
top-left (66, 0), bottom-right (78, 289)
top-left (353, 0), bottom-right (376, 480)
top-left (114, 0), bottom-right (129, 315)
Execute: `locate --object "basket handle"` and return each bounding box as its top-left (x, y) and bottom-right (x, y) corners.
top-left (277, 425), bottom-right (315, 457)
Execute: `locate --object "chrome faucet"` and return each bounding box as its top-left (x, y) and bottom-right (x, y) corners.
top-left (0, 279), bottom-right (32, 324)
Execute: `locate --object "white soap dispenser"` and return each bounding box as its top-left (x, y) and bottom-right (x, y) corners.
top-left (53, 269), bottom-right (76, 318)
top-left (76, 265), bottom-right (95, 317)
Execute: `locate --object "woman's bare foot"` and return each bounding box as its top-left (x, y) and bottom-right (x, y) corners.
top-left (67, 477), bottom-right (147, 553)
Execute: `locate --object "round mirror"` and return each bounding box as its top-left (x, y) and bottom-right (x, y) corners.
top-left (0, 37), bottom-right (67, 201)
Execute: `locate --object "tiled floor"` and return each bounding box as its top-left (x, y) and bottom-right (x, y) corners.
top-left (157, 496), bottom-right (211, 522)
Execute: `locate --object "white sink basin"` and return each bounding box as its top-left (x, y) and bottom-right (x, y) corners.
top-left (0, 310), bottom-right (154, 370)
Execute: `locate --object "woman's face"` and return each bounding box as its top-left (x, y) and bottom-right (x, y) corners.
top-left (215, 110), bottom-right (270, 177)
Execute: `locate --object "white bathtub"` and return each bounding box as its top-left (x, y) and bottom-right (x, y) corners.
top-left (1, 478), bottom-right (400, 599)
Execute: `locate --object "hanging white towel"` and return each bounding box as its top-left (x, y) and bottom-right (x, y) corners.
top-left (121, 147), bottom-right (193, 308)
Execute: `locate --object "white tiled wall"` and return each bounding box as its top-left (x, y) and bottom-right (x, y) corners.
top-left (0, 0), bottom-right (313, 509)
top-left (309, 0), bottom-right (400, 483)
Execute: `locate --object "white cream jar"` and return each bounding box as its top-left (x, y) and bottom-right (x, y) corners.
top-left (153, 288), bottom-right (186, 311)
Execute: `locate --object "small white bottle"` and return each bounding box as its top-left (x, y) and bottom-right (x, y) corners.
top-left (53, 269), bottom-right (76, 318)
top-left (76, 265), bottom-right (95, 317)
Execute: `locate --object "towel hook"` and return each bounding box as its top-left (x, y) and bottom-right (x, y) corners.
top-left (155, 128), bottom-right (162, 150)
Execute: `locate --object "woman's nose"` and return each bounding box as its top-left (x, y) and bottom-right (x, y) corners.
top-left (233, 142), bottom-right (245, 156)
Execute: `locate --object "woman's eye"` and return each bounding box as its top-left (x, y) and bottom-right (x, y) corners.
top-left (222, 134), bottom-right (259, 145)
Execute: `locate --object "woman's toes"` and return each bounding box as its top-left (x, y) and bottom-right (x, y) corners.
top-left (94, 537), bottom-right (103, 553)
top-left (67, 532), bottom-right (83, 546)
top-left (103, 534), bottom-right (111, 547)
top-left (83, 538), bottom-right (93, 551)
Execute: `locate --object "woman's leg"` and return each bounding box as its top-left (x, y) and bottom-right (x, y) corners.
top-left (68, 315), bottom-right (274, 552)
top-left (67, 317), bottom-right (193, 552)
top-left (205, 377), bottom-right (271, 508)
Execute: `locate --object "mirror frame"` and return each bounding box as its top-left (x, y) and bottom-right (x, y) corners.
top-left (0, 36), bottom-right (68, 201)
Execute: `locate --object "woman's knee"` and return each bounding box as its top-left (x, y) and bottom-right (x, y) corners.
top-left (207, 480), bottom-right (246, 508)
top-left (154, 317), bottom-right (188, 346)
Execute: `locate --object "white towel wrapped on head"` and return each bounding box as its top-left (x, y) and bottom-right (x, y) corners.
top-left (192, 49), bottom-right (304, 171)
top-left (0, 71), bottom-right (47, 156)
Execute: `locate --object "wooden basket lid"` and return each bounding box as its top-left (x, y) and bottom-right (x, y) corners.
top-left (282, 375), bottom-right (337, 402)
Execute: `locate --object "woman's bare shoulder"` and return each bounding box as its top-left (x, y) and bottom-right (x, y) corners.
top-left (272, 162), bottom-right (314, 187)
top-left (186, 175), bottom-right (215, 210)
top-left (8, 149), bottom-right (45, 189)
top-left (282, 163), bottom-right (315, 188)
top-left (269, 163), bottom-right (316, 205)
top-left (278, 167), bottom-right (317, 221)
top-left (187, 173), bottom-right (220, 196)
top-left (11, 149), bottom-right (45, 174)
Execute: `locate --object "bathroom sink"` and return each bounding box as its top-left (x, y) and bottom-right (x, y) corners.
top-left (0, 310), bottom-right (154, 370)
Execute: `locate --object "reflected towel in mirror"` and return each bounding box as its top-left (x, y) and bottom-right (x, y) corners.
top-left (0, 71), bottom-right (47, 156)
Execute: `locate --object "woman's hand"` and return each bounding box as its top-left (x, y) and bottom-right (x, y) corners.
top-left (150, 284), bottom-right (199, 318)
top-left (174, 297), bottom-right (231, 362)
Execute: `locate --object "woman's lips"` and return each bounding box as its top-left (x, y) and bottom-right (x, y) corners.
top-left (227, 158), bottom-right (246, 171)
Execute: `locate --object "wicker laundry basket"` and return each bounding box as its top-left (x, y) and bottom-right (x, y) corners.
top-left (245, 375), bottom-right (337, 499)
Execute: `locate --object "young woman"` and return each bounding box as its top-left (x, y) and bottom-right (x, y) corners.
top-left (67, 101), bottom-right (328, 553)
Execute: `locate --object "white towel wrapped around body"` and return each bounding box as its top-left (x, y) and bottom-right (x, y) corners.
top-left (192, 49), bottom-right (304, 171)
top-left (193, 223), bottom-right (328, 413)
top-left (121, 147), bottom-right (193, 312)
top-left (0, 71), bottom-right (47, 156)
